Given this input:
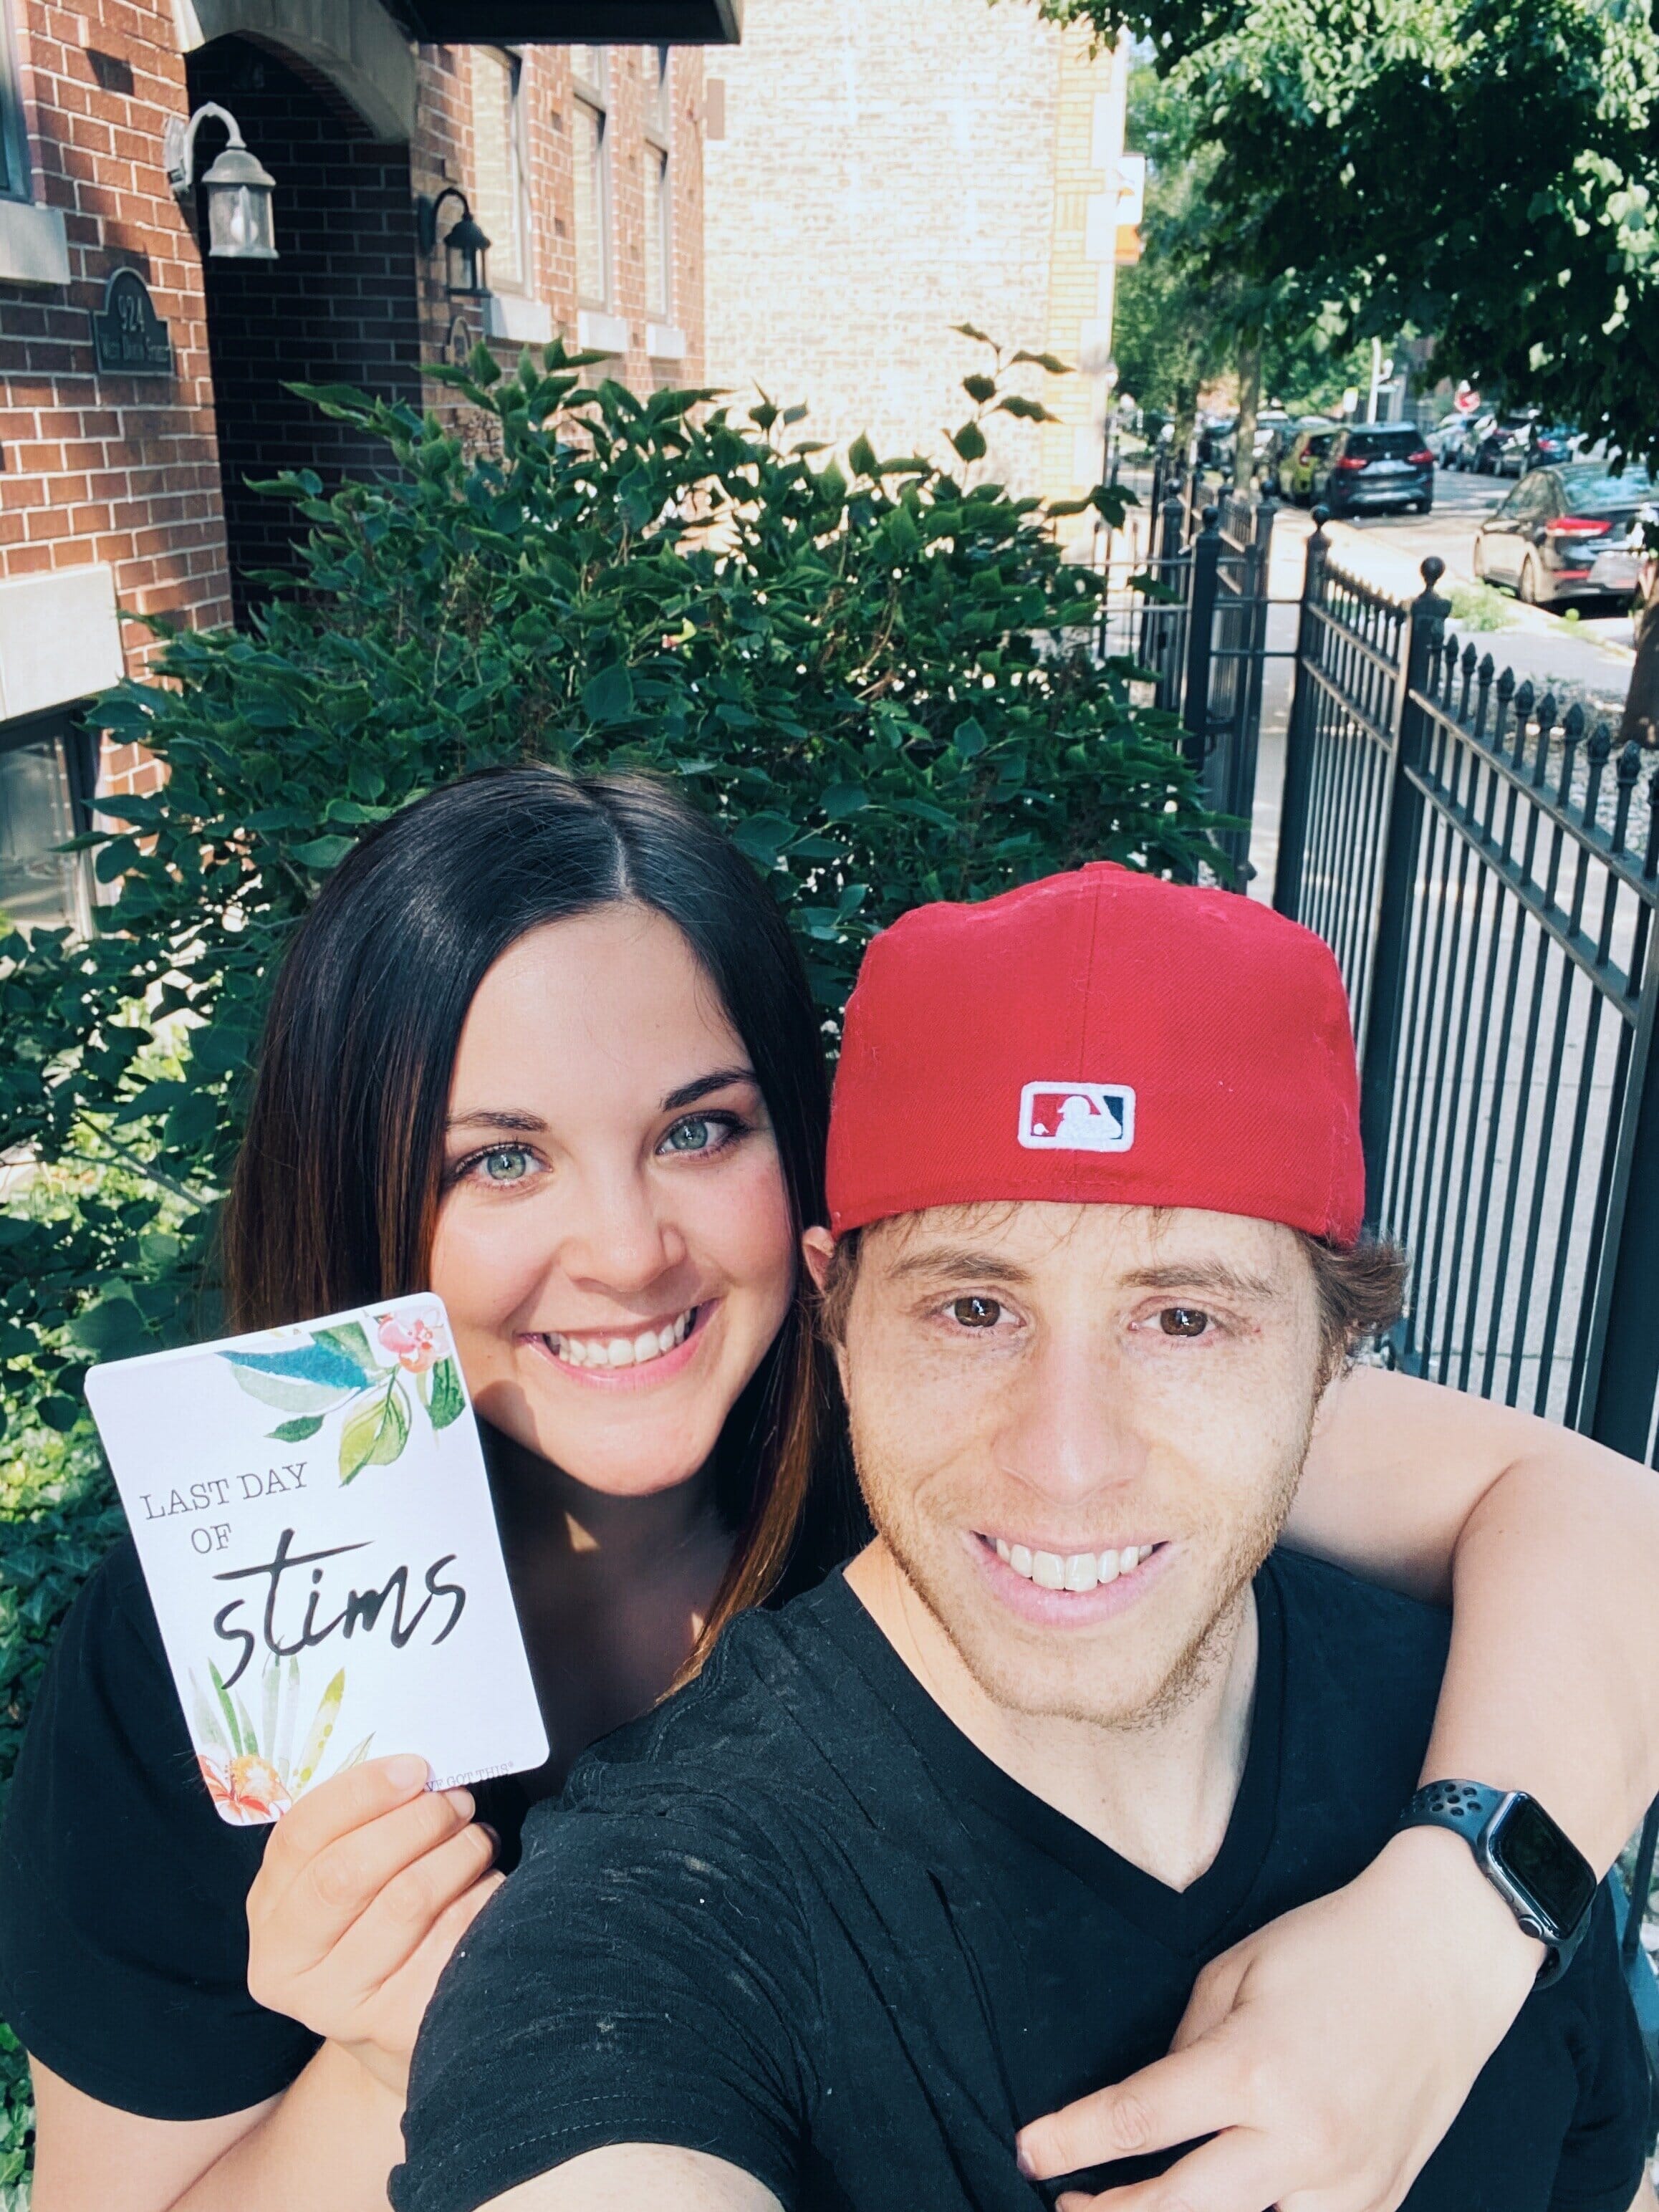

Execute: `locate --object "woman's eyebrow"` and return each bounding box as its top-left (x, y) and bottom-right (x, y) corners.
top-left (445, 1109), bottom-right (548, 1134)
top-left (660, 1066), bottom-right (757, 1111)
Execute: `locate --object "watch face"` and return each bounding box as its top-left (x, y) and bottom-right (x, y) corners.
top-left (1491, 1797), bottom-right (1597, 1936)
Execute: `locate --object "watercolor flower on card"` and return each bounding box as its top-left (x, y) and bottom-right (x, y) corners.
top-left (192, 1656), bottom-right (372, 1826)
top-left (219, 1304), bottom-right (468, 1481)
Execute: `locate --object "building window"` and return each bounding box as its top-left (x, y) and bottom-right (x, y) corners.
top-left (571, 45), bottom-right (610, 308)
top-left (469, 45), bottom-right (525, 292)
top-left (0, 0), bottom-right (30, 203)
top-left (0, 711), bottom-right (95, 938)
top-left (643, 48), bottom-right (671, 319)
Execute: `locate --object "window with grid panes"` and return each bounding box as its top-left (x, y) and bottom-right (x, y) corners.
top-left (643, 48), bottom-right (671, 317)
top-left (570, 46), bottom-right (610, 307)
top-left (469, 46), bottom-right (524, 292)
top-left (0, 0), bottom-right (30, 203)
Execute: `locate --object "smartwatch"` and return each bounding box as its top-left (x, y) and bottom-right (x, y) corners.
top-left (1396, 1780), bottom-right (1597, 1987)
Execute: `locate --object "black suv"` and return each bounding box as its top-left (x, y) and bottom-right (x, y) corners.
top-left (1317, 425), bottom-right (1435, 516)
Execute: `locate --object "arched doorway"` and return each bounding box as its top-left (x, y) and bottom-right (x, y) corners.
top-left (185, 35), bottom-right (423, 622)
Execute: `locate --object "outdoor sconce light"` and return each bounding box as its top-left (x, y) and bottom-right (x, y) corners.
top-left (415, 188), bottom-right (492, 300)
top-left (164, 103), bottom-right (278, 260)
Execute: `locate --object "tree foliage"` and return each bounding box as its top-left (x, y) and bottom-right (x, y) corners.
top-left (1039, 0), bottom-right (1659, 457)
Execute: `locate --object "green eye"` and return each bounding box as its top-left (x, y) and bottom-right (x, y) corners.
top-left (664, 1117), bottom-right (712, 1153)
top-left (481, 1145), bottom-right (533, 1183)
top-left (951, 1296), bottom-right (1002, 1329)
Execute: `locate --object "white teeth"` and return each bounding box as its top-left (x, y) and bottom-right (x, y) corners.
top-left (547, 1308), bottom-right (696, 1372)
top-left (993, 1539), bottom-right (1155, 1588)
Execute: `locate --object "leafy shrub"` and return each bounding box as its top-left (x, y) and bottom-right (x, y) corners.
top-left (0, 337), bottom-right (1220, 2160)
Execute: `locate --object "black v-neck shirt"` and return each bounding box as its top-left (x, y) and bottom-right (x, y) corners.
top-left (396, 1552), bottom-right (1645, 2212)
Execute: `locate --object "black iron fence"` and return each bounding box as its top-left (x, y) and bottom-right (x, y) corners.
top-left (1270, 522), bottom-right (1659, 2021)
top-left (1097, 473), bottom-right (1659, 2016)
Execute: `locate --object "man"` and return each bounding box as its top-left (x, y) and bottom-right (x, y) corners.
top-left (395, 866), bottom-right (1645, 2212)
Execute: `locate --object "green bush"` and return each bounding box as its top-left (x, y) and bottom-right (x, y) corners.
top-left (0, 336), bottom-right (1221, 2165)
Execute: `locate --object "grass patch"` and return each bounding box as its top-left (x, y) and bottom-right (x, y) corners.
top-left (1446, 581), bottom-right (1517, 633)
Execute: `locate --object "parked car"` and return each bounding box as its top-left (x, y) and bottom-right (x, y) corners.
top-left (1314, 423), bottom-right (1436, 516)
top-left (1433, 415), bottom-right (1479, 468)
top-left (1453, 414), bottom-right (1496, 471)
top-left (1524, 423), bottom-right (1578, 469)
top-left (1473, 414), bottom-right (1537, 476)
top-left (1276, 419), bottom-right (1340, 504)
top-left (1471, 461), bottom-right (1657, 605)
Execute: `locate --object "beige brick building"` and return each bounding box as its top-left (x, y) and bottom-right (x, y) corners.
top-left (702, 0), bottom-right (1129, 537)
top-left (0, 0), bottom-right (723, 933)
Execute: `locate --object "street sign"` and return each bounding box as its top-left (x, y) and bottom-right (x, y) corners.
top-left (1453, 382), bottom-right (1481, 415)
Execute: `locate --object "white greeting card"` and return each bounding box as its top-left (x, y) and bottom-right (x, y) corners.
top-left (85, 1294), bottom-right (548, 1825)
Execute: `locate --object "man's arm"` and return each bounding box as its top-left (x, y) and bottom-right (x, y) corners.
top-left (1290, 1364), bottom-right (1659, 1867)
top-left (482, 2147), bottom-right (782, 2212)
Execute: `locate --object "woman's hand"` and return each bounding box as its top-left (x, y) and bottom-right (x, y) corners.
top-left (1016, 1826), bottom-right (1543, 2212)
top-left (245, 1754), bottom-right (503, 2098)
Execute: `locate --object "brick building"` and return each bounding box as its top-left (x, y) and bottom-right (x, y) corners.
top-left (703, 0), bottom-right (1130, 534)
top-left (0, 0), bottom-right (729, 933)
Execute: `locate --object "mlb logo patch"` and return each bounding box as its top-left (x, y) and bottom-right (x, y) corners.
top-left (1018, 1080), bottom-right (1135, 1153)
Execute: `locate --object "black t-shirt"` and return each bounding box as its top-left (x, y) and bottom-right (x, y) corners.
top-left (396, 1553), bottom-right (1646, 2212)
top-left (0, 1536), bottom-right (538, 2120)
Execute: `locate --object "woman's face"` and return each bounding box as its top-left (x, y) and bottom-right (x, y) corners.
top-left (430, 902), bottom-right (798, 1498)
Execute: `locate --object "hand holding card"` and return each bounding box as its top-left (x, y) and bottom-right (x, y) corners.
top-left (85, 1295), bottom-right (547, 1825)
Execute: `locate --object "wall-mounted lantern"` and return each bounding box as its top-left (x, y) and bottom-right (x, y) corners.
top-left (416, 188), bottom-right (491, 300)
top-left (163, 103), bottom-right (278, 261)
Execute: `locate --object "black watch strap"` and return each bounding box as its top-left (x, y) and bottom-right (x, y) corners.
top-left (1397, 1780), bottom-right (1591, 1989)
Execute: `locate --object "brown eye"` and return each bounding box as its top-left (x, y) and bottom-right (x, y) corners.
top-left (951, 1296), bottom-right (1002, 1329)
top-left (1160, 1306), bottom-right (1209, 1338)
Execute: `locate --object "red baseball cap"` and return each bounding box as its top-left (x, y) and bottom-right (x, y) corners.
top-left (825, 865), bottom-right (1364, 1246)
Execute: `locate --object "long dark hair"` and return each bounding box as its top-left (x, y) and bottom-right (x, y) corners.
top-left (223, 766), bottom-right (849, 1655)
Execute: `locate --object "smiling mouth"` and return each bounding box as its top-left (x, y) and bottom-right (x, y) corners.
top-left (535, 1305), bottom-right (700, 1372)
top-left (983, 1535), bottom-right (1164, 1594)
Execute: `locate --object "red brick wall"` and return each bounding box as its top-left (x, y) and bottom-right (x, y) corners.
top-left (0, 3), bottom-right (708, 809)
top-left (1, 0), bottom-right (234, 797)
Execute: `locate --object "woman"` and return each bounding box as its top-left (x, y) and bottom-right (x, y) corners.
top-left (2, 767), bottom-right (1655, 2212)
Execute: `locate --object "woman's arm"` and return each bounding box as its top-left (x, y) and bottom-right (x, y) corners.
top-left (29, 2043), bottom-right (402, 2212)
top-left (1289, 1363), bottom-right (1659, 1865)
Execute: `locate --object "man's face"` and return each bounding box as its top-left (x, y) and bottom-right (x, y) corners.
top-left (832, 1201), bottom-right (1327, 1729)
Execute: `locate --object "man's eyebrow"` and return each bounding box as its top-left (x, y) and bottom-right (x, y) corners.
top-left (661, 1066), bottom-right (758, 1112)
top-left (885, 1246), bottom-right (1036, 1287)
top-left (1122, 1261), bottom-right (1283, 1300)
top-left (445, 1109), bottom-right (547, 1135)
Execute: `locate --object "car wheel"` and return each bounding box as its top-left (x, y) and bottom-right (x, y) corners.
top-left (1472, 538), bottom-right (1486, 582)
top-left (1414, 499), bottom-right (1432, 515)
top-left (1517, 554), bottom-right (1546, 607)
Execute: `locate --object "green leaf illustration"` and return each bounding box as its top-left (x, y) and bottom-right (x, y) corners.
top-left (227, 1367), bottom-right (359, 1418)
top-left (234, 1692), bottom-right (259, 1760)
top-left (274, 1655), bottom-right (300, 1788)
top-left (191, 1673), bottom-right (229, 1756)
top-left (309, 1321), bottom-right (375, 1380)
top-left (339, 1374), bottom-right (411, 1483)
top-left (269, 1414), bottom-right (324, 1442)
top-left (209, 1662), bottom-right (244, 1757)
top-left (338, 1735), bottom-right (375, 1772)
top-left (261, 1657), bottom-right (280, 1762)
top-left (293, 1668), bottom-right (346, 1791)
top-left (427, 1357), bottom-right (466, 1430)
